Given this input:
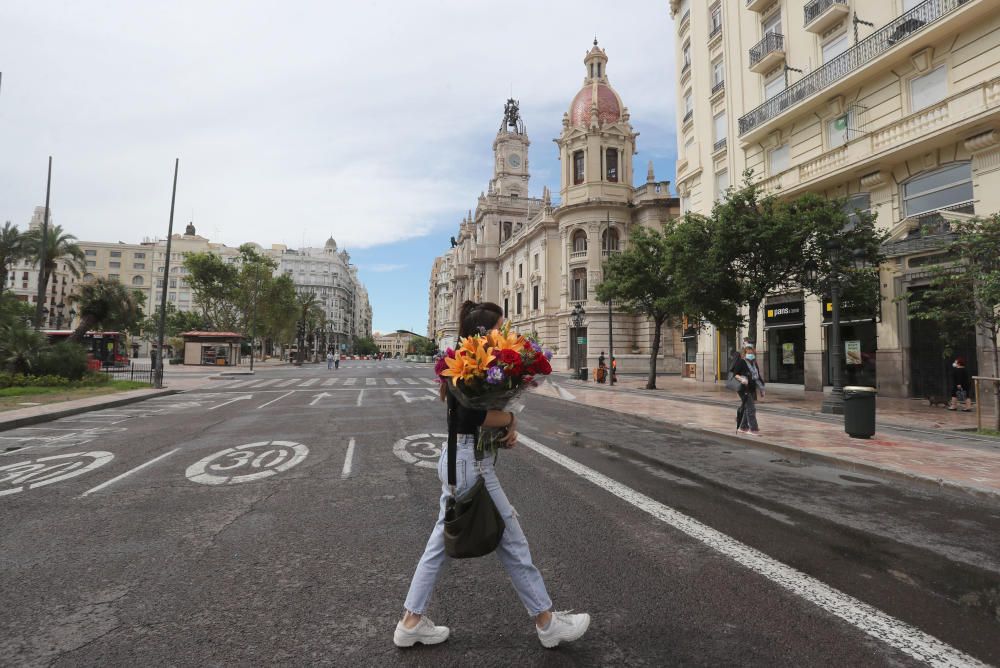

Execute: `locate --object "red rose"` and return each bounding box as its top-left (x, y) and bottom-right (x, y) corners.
top-left (495, 349), bottom-right (523, 375)
top-left (529, 355), bottom-right (552, 375)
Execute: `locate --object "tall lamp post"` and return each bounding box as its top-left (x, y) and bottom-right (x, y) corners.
top-left (602, 212), bottom-right (615, 385)
top-left (571, 302), bottom-right (586, 380)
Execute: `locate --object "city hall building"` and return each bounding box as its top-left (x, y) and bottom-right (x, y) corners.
top-left (671, 0), bottom-right (999, 397)
top-left (429, 42), bottom-right (683, 373)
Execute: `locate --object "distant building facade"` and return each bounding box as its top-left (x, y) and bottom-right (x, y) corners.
top-left (376, 330), bottom-right (421, 358)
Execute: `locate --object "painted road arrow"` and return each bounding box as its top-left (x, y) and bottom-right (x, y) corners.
top-left (309, 392), bottom-right (333, 406)
top-left (393, 390), bottom-right (435, 404)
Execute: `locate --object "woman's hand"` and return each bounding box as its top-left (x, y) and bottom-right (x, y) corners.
top-left (503, 414), bottom-right (517, 448)
top-left (736, 374), bottom-right (748, 385)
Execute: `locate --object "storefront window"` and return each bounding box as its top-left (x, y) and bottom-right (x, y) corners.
top-left (764, 299), bottom-right (805, 385)
top-left (824, 321), bottom-right (877, 388)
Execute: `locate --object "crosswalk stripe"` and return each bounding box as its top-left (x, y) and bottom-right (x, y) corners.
top-left (344, 377), bottom-right (357, 385)
top-left (300, 378), bottom-right (319, 387)
top-left (228, 380), bottom-right (257, 388)
top-left (403, 378), bottom-right (417, 385)
top-left (420, 378), bottom-right (437, 385)
top-left (366, 378), bottom-right (376, 386)
top-left (276, 379), bottom-right (298, 387)
top-left (251, 379), bottom-right (279, 388)
top-left (386, 378), bottom-right (399, 385)
top-left (322, 378), bottom-right (338, 386)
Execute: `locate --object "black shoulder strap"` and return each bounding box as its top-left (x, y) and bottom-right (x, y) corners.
top-left (447, 390), bottom-right (457, 487)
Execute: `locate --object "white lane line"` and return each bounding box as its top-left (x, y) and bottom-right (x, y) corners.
top-left (251, 379), bottom-right (279, 388)
top-left (420, 378), bottom-right (437, 385)
top-left (257, 391), bottom-right (294, 409)
top-left (343, 377), bottom-right (357, 386)
top-left (386, 378), bottom-right (399, 385)
top-left (356, 389), bottom-right (364, 407)
top-left (226, 380), bottom-right (256, 388)
top-left (403, 378), bottom-right (418, 385)
top-left (276, 379), bottom-right (299, 388)
top-left (208, 395), bottom-right (253, 410)
top-left (341, 438), bottom-right (356, 479)
top-left (300, 378), bottom-right (319, 387)
top-left (80, 449), bottom-right (179, 497)
top-left (516, 434), bottom-right (984, 668)
top-left (322, 378), bottom-right (338, 386)
top-left (365, 377), bottom-right (376, 386)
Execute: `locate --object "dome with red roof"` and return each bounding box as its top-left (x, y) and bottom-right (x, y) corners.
top-left (567, 40), bottom-right (625, 129)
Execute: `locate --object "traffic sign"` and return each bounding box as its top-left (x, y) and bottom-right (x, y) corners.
top-left (577, 336), bottom-right (587, 344)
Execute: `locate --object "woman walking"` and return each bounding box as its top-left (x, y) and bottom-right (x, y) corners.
top-left (948, 356), bottom-right (973, 412)
top-left (394, 301), bottom-right (590, 649)
top-left (730, 343), bottom-right (765, 435)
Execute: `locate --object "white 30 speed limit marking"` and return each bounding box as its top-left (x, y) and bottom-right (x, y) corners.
top-left (393, 433), bottom-right (447, 469)
top-left (186, 441), bottom-right (308, 485)
top-left (0, 451), bottom-right (114, 496)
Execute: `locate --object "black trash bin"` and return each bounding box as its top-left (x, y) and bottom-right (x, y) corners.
top-left (843, 386), bottom-right (877, 439)
top-left (579, 367), bottom-right (588, 381)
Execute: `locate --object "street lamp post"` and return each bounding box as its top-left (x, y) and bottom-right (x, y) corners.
top-left (570, 302), bottom-right (586, 380)
top-left (249, 262), bottom-right (260, 373)
top-left (820, 239), bottom-right (845, 415)
top-left (603, 213), bottom-right (615, 385)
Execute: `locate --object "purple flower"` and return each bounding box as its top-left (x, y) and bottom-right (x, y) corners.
top-left (486, 366), bottom-right (506, 385)
top-left (543, 349), bottom-right (553, 360)
top-left (530, 341), bottom-right (542, 353)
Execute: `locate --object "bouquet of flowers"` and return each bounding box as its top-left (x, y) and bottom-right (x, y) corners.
top-left (434, 323), bottom-right (553, 458)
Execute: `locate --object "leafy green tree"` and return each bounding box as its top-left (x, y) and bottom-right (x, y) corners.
top-left (293, 291), bottom-right (321, 364)
top-left (140, 302), bottom-right (208, 339)
top-left (183, 251), bottom-right (240, 330)
top-left (259, 274), bottom-right (298, 354)
top-left (0, 222), bottom-right (26, 295)
top-left (668, 214), bottom-right (743, 333)
top-left (711, 170), bottom-right (806, 341)
top-left (597, 225), bottom-right (687, 389)
top-left (354, 336), bottom-right (379, 356)
top-left (0, 292), bottom-right (33, 326)
top-left (907, 214), bottom-right (1000, 431)
top-left (68, 278), bottom-right (143, 342)
top-left (22, 224), bottom-right (85, 321)
top-left (408, 335), bottom-right (437, 356)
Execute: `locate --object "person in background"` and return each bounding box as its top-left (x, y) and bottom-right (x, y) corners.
top-left (730, 344), bottom-right (764, 435)
top-left (948, 356), bottom-right (973, 412)
top-left (327, 351), bottom-right (334, 370)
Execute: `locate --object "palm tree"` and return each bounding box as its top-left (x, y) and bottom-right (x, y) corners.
top-left (0, 322), bottom-right (46, 374)
top-left (68, 277), bottom-right (141, 342)
top-left (294, 291), bottom-right (319, 365)
top-left (0, 221), bottom-right (25, 295)
top-left (23, 223), bottom-right (86, 305)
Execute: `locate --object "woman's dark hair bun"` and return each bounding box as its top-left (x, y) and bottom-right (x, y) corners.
top-left (458, 300), bottom-right (504, 338)
top-left (459, 300), bottom-right (478, 322)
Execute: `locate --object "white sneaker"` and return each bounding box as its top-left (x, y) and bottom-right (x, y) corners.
top-left (536, 610), bottom-right (591, 648)
top-left (393, 617), bottom-right (450, 648)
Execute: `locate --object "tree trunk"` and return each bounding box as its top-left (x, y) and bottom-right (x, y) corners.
top-left (991, 329), bottom-right (1000, 432)
top-left (647, 315), bottom-right (664, 390)
top-left (70, 316), bottom-right (96, 342)
top-left (747, 297), bottom-right (762, 346)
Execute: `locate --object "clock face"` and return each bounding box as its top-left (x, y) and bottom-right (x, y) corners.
top-left (508, 153), bottom-right (521, 168)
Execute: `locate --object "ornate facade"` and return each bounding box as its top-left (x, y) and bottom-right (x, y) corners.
top-left (429, 42), bottom-right (683, 373)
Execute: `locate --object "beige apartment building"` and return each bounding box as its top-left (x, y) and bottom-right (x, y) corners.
top-left (429, 42), bottom-right (684, 373)
top-left (375, 330), bottom-right (420, 358)
top-left (671, 0), bottom-right (999, 398)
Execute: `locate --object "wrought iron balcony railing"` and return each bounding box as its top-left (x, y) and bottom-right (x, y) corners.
top-left (740, 0), bottom-right (971, 136)
top-left (804, 0), bottom-right (848, 26)
top-left (749, 32), bottom-right (784, 69)
top-left (713, 138), bottom-right (727, 153)
top-left (709, 24), bottom-right (722, 40)
top-left (711, 79), bottom-right (725, 95)
top-left (682, 109), bottom-right (693, 124)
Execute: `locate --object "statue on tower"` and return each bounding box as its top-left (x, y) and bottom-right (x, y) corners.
top-left (500, 98), bottom-right (525, 134)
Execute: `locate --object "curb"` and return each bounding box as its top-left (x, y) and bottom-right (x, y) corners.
top-left (0, 389), bottom-right (181, 433)
top-left (540, 386), bottom-right (1000, 503)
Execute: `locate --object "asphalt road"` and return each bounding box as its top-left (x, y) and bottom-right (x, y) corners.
top-left (1, 361), bottom-right (998, 667)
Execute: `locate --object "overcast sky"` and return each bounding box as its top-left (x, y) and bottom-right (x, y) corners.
top-left (0, 1), bottom-right (677, 334)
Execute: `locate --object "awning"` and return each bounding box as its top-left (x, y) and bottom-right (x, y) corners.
top-left (763, 322), bottom-right (803, 330)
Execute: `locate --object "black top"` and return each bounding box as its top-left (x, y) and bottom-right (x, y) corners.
top-left (730, 357), bottom-right (763, 394)
top-left (447, 390), bottom-right (487, 435)
top-left (951, 365), bottom-right (970, 390)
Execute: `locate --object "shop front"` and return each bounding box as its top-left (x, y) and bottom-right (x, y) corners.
top-left (821, 299), bottom-right (878, 389)
top-left (764, 298), bottom-right (805, 386)
top-left (682, 319), bottom-right (698, 379)
top-left (180, 331), bottom-right (243, 366)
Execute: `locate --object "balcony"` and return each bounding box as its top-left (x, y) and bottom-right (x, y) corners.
top-left (601, 249), bottom-right (621, 258)
top-left (713, 138), bottom-right (728, 153)
top-left (745, 0), bottom-right (771, 11)
top-left (569, 250), bottom-right (588, 261)
top-left (711, 79), bottom-right (725, 97)
top-left (682, 109), bottom-right (693, 125)
top-left (740, 0), bottom-right (980, 138)
top-left (678, 9), bottom-right (690, 34)
top-left (749, 33), bottom-right (785, 74)
top-left (708, 24), bottom-right (722, 43)
top-left (804, 0), bottom-right (849, 33)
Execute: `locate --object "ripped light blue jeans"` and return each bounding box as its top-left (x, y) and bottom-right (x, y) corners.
top-left (403, 434), bottom-right (553, 617)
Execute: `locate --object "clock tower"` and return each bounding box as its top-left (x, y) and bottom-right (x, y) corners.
top-left (489, 98), bottom-right (530, 198)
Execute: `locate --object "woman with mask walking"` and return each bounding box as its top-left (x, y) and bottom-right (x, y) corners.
top-left (394, 300), bottom-right (591, 649)
top-left (730, 344), bottom-right (765, 435)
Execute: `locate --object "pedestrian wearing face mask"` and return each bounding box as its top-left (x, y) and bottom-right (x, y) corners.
top-left (729, 344), bottom-right (765, 435)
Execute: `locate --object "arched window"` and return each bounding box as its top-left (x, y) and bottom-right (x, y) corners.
top-left (572, 229), bottom-right (588, 253)
top-left (571, 268), bottom-right (587, 302)
top-left (502, 221), bottom-right (513, 241)
top-left (606, 148), bottom-right (618, 182)
top-left (902, 162), bottom-right (973, 218)
top-left (601, 227), bottom-right (620, 252)
top-left (132, 275), bottom-right (144, 286)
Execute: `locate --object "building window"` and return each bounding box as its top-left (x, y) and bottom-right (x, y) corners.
top-left (712, 59), bottom-right (725, 88)
top-left (606, 148), bottom-right (618, 182)
top-left (844, 193), bottom-right (872, 227)
top-left (532, 284), bottom-right (539, 310)
top-left (910, 65), bottom-right (947, 112)
top-left (516, 292), bottom-right (522, 315)
top-left (821, 33), bottom-right (849, 64)
top-left (168, 292), bottom-right (176, 302)
top-left (573, 150), bottom-right (585, 184)
top-left (680, 194), bottom-right (691, 213)
top-left (710, 4), bottom-right (722, 33)
top-left (505, 271), bottom-right (510, 286)
top-left (156, 278), bottom-right (164, 288)
top-left (86, 260), bottom-right (96, 267)
top-left (713, 112), bottom-right (727, 144)
top-left (769, 144), bottom-right (790, 175)
top-left (134, 252), bottom-right (145, 259)
top-left (715, 169), bottom-right (730, 199)
top-left (108, 274), bottom-right (120, 281)
top-left (109, 261), bottom-right (120, 269)
top-left (762, 9), bottom-right (781, 37)
top-left (502, 221), bottom-right (512, 241)
top-left (827, 111), bottom-right (852, 149)
top-left (503, 298), bottom-right (509, 318)
top-left (571, 268), bottom-right (587, 302)
top-left (683, 92), bottom-right (693, 117)
top-left (572, 229), bottom-right (587, 253)
top-left (518, 263), bottom-right (523, 278)
top-left (682, 42), bottom-right (691, 70)
top-left (902, 162), bottom-right (973, 218)
top-left (132, 275), bottom-right (144, 286)
top-left (84, 249), bottom-right (97, 257)
top-left (110, 250), bottom-right (122, 258)
top-left (133, 262), bottom-right (145, 270)
top-left (764, 74), bottom-right (784, 100)
top-left (533, 253), bottom-right (539, 270)
top-left (602, 227), bottom-right (620, 251)
top-left (169, 278), bottom-right (177, 288)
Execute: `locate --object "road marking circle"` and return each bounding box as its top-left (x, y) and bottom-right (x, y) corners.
top-left (0, 451), bottom-right (114, 496)
top-left (186, 440), bottom-right (309, 485)
top-left (393, 433), bottom-right (447, 470)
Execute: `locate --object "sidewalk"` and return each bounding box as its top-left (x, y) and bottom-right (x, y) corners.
top-left (538, 373), bottom-right (1000, 500)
